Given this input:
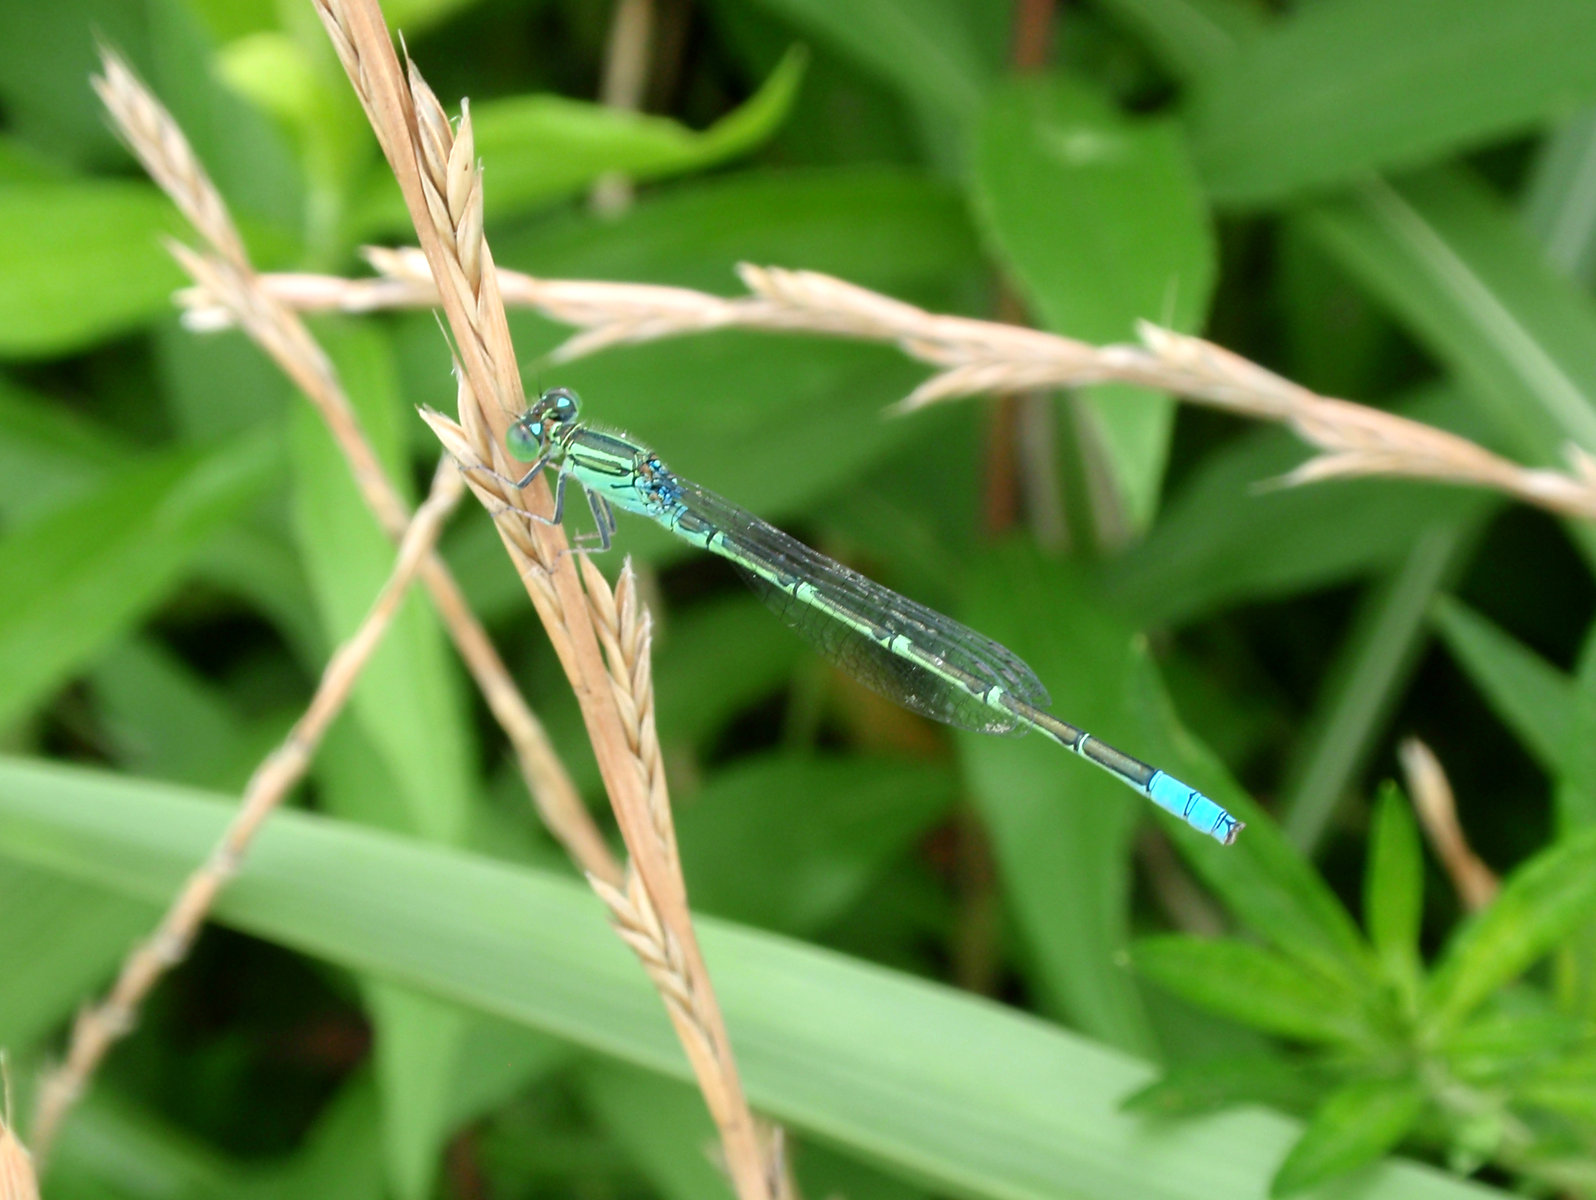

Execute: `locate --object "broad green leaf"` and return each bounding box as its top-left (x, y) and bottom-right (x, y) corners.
top-left (741, 0), bottom-right (992, 125)
top-left (971, 75), bottom-right (1214, 526)
top-left (0, 757), bottom-right (1499, 1200)
top-left (0, 431), bottom-right (278, 732)
top-left (1132, 935), bottom-right (1370, 1043)
top-left (1425, 825), bottom-right (1596, 1031)
top-left (676, 753), bottom-right (955, 935)
top-left (1302, 169), bottom-right (1596, 470)
top-left (1272, 1077), bottom-right (1427, 1196)
top-left (356, 48), bottom-right (806, 234)
top-left (1188, 0), bottom-right (1596, 204)
top-left (1364, 783), bottom-right (1423, 990)
top-left (1431, 596), bottom-right (1573, 774)
top-left (0, 181), bottom-right (185, 357)
top-left (972, 76), bottom-right (1214, 340)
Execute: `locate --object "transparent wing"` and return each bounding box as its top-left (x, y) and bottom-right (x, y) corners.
top-left (672, 479), bottom-right (1049, 734)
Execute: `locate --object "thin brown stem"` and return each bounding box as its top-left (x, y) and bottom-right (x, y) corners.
top-left (94, 47), bottom-right (616, 886)
top-left (313, 6), bottom-right (783, 1194)
top-left (30, 463), bottom-right (464, 1161)
top-left (184, 251), bottom-right (1596, 525)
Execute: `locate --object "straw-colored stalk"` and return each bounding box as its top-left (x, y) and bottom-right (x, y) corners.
top-left (314, 3), bottom-right (784, 1195)
top-left (183, 247), bottom-right (1596, 526)
top-left (29, 463), bottom-right (464, 1162)
top-left (94, 47), bottom-right (614, 885)
top-left (1399, 738), bottom-right (1499, 911)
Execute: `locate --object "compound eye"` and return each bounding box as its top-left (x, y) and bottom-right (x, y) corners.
top-left (505, 417), bottom-right (543, 463)
top-left (546, 387), bottom-right (580, 422)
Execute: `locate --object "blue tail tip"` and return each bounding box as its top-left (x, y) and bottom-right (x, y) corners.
top-left (1147, 771), bottom-right (1243, 846)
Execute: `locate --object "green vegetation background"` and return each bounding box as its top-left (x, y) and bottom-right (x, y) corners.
top-left (2, 1), bottom-right (1596, 1198)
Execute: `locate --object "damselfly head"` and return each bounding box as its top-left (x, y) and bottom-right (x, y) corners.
top-left (505, 387), bottom-right (582, 462)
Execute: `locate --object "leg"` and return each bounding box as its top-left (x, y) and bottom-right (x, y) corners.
top-left (460, 449), bottom-right (552, 494)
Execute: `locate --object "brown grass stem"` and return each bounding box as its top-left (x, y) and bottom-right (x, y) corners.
top-left (183, 248), bottom-right (1596, 526)
top-left (1399, 738), bottom-right (1499, 911)
top-left (94, 46), bottom-right (615, 886)
top-left (313, 4), bottom-right (782, 1194)
top-left (29, 462), bottom-right (464, 1162)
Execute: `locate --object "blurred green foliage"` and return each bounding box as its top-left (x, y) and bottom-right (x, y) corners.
top-left (1, 1), bottom-right (1595, 1198)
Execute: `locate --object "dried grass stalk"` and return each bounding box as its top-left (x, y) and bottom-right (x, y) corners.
top-left (29, 463), bottom-right (464, 1162)
top-left (184, 248), bottom-right (1596, 525)
top-left (1399, 739), bottom-right (1499, 911)
top-left (94, 46), bottom-right (614, 884)
top-left (315, 4), bottom-right (782, 1194)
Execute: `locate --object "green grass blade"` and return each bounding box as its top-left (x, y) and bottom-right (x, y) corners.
top-left (1431, 596), bottom-right (1573, 774)
top-left (0, 431), bottom-right (279, 732)
top-left (0, 756), bottom-right (1506, 1200)
top-left (1424, 825), bottom-right (1596, 1032)
top-left (971, 75), bottom-right (1214, 526)
top-left (1302, 169), bottom-right (1596, 467)
top-left (1188, 0), bottom-right (1596, 204)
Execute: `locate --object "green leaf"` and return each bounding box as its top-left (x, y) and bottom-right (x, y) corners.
top-left (677, 753), bottom-right (955, 935)
top-left (577, 1063), bottom-right (730, 1200)
top-left (290, 328), bottom-right (474, 846)
top-left (1123, 1053), bottom-right (1324, 1119)
top-left (0, 431), bottom-right (278, 732)
top-left (1133, 935), bottom-right (1370, 1043)
top-left (0, 181), bottom-right (185, 357)
top-left (1302, 169), bottom-right (1596, 470)
top-left (1432, 596), bottom-right (1573, 774)
top-left (0, 373), bottom-right (118, 521)
top-left (289, 327), bottom-right (476, 1197)
top-left (356, 47), bottom-right (806, 233)
top-left (0, 859), bottom-right (157, 1049)
top-left (1524, 107), bottom-right (1596, 288)
top-left (1425, 825), bottom-right (1596, 1031)
top-left (742, 0), bottom-right (993, 124)
top-left (1364, 782), bottom-right (1424, 989)
top-left (1277, 520), bottom-right (1475, 851)
top-left (1094, 0), bottom-right (1263, 81)
top-left (1188, 0), bottom-right (1596, 204)
top-left (1271, 1076), bottom-right (1427, 1196)
top-left (971, 75), bottom-right (1215, 526)
top-left (499, 166), bottom-right (980, 299)
top-left (0, 756), bottom-right (1495, 1200)
top-left (1556, 624), bottom-right (1596, 830)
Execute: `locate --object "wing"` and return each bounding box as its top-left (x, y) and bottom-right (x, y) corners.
top-left (669, 479), bottom-right (1049, 735)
